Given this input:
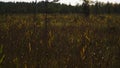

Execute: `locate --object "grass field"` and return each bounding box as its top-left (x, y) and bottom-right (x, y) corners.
top-left (0, 14), bottom-right (120, 68)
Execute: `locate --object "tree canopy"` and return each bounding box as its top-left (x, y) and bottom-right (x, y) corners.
top-left (0, 1), bottom-right (120, 14)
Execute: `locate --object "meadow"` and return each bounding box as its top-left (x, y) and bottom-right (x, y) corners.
top-left (0, 14), bottom-right (120, 68)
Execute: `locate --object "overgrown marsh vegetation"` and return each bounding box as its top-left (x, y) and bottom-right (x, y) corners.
top-left (0, 14), bottom-right (120, 68)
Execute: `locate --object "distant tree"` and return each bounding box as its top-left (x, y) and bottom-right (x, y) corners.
top-left (0, 1), bottom-right (120, 14)
top-left (35, 0), bottom-right (37, 14)
top-left (105, 2), bottom-right (112, 14)
top-left (34, 0), bottom-right (38, 21)
top-left (82, 0), bottom-right (90, 17)
top-left (52, 0), bottom-right (59, 2)
top-left (94, 2), bottom-right (101, 14)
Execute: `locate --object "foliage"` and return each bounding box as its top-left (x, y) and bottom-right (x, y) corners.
top-left (0, 1), bottom-right (120, 14)
top-left (82, 0), bottom-right (90, 16)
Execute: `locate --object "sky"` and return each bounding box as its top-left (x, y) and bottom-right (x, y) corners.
top-left (0, 0), bottom-right (120, 5)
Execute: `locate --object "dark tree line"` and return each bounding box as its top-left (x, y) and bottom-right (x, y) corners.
top-left (0, 1), bottom-right (120, 14)
top-left (82, 0), bottom-right (90, 16)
